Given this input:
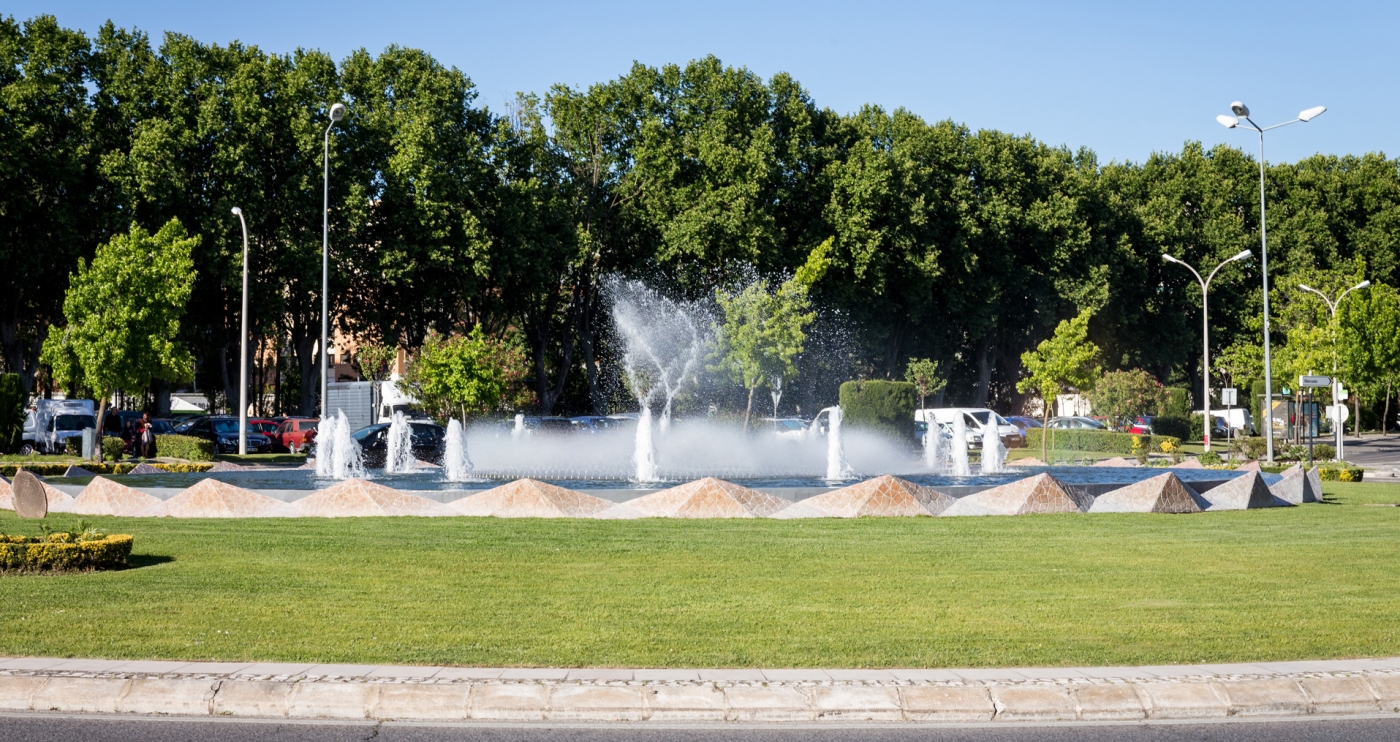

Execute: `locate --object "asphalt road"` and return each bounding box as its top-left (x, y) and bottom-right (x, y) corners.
top-left (1339, 434), bottom-right (1400, 470)
top-left (3, 715), bottom-right (1400, 742)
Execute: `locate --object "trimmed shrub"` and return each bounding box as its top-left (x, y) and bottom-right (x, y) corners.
top-left (0, 461), bottom-right (213, 477)
top-left (0, 373), bottom-right (23, 454)
top-left (1313, 443), bottom-right (1336, 461)
top-left (1230, 436), bottom-right (1268, 460)
top-left (839, 380), bottom-right (916, 441)
top-left (1025, 428), bottom-right (1180, 454)
top-left (1198, 451), bottom-right (1222, 466)
top-left (1153, 416), bottom-right (1190, 441)
top-left (155, 434), bottom-right (215, 461)
top-left (65, 436), bottom-right (83, 456)
top-left (0, 533), bottom-right (133, 572)
top-left (101, 436), bottom-right (125, 461)
top-left (1163, 387), bottom-right (1191, 418)
top-left (1317, 463), bottom-right (1364, 482)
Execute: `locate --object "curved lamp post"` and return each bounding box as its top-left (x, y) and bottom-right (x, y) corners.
top-left (232, 206), bottom-right (249, 456)
top-left (1164, 249), bottom-right (1253, 452)
top-left (1218, 102), bottom-right (1326, 461)
top-left (1297, 280), bottom-right (1370, 459)
top-left (321, 102), bottom-right (345, 421)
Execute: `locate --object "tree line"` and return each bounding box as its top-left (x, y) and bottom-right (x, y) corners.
top-left (5, 15), bottom-right (1400, 425)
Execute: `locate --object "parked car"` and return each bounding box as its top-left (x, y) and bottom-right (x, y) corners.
top-left (764, 417), bottom-right (811, 440)
top-left (1045, 416), bottom-right (1107, 430)
top-left (569, 416), bottom-right (630, 434)
top-left (103, 410), bottom-right (144, 437)
top-left (180, 416), bottom-right (272, 454)
top-left (917, 408), bottom-right (1025, 449)
top-left (272, 418), bottom-right (319, 453)
top-left (350, 421), bottom-right (446, 468)
top-left (149, 419), bottom-right (177, 435)
top-left (1127, 416), bottom-right (1154, 435)
top-left (1006, 416), bottom-right (1043, 432)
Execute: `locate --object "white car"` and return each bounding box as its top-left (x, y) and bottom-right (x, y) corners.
top-left (915, 408), bottom-right (1024, 449)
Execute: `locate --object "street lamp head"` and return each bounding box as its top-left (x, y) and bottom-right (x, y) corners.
top-left (1297, 284), bottom-right (1314, 292)
top-left (1356, 280), bottom-right (1372, 290)
top-left (1162, 254), bottom-right (1178, 264)
top-left (1230, 249), bottom-right (1252, 262)
top-left (230, 206), bottom-right (242, 216)
top-left (329, 103), bottom-right (346, 122)
top-left (1216, 114), bottom-right (1239, 129)
top-left (1230, 101), bottom-right (1250, 117)
top-left (1298, 106), bottom-right (1327, 122)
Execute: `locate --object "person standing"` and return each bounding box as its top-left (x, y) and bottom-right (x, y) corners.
top-left (139, 413), bottom-right (157, 459)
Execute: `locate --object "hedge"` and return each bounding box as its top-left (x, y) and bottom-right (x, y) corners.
top-left (1163, 387), bottom-right (1191, 417)
top-left (839, 380), bottom-right (916, 441)
top-left (0, 462), bottom-right (213, 477)
top-left (1026, 428), bottom-right (1180, 454)
top-left (154, 434), bottom-right (215, 461)
top-left (0, 534), bottom-right (133, 572)
top-left (1317, 463), bottom-right (1364, 482)
top-left (1153, 415), bottom-right (1190, 440)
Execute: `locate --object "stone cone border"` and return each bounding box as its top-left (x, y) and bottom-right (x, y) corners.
top-left (62, 465), bottom-right (96, 478)
top-left (1269, 469), bottom-right (1308, 506)
top-left (7, 470), bottom-right (77, 513)
top-left (1306, 466), bottom-right (1324, 503)
top-left (69, 476), bottom-right (161, 516)
top-left (145, 478), bottom-right (295, 518)
top-left (295, 478), bottom-right (455, 517)
top-left (451, 479), bottom-right (611, 518)
top-left (208, 461), bottom-right (246, 472)
top-left (1237, 460), bottom-right (1262, 472)
top-left (1193, 471), bottom-right (1280, 510)
top-left (0, 473), bottom-right (11, 510)
top-left (1093, 457), bottom-right (1139, 468)
top-left (127, 463), bottom-right (165, 475)
top-left (1170, 458), bottom-right (1204, 469)
top-left (626, 478), bottom-right (789, 518)
top-left (782, 475), bottom-right (954, 517)
top-left (1089, 472), bottom-right (1201, 514)
top-left (1008, 457), bottom-right (1047, 467)
top-left (941, 473), bottom-right (1089, 516)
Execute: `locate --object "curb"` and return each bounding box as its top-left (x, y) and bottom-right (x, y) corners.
top-left (1, 673), bottom-right (1398, 723)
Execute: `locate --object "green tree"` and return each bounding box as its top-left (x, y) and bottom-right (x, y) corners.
top-left (711, 275), bottom-right (816, 430)
top-left (0, 373), bottom-right (25, 453)
top-left (1017, 310), bottom-right (1100, 460)
top-left (354, 345), bottom-right (397, 382)
top-left (1085, 369), bottom-right (1169, 430)
top-left (904, 358), bottom-right (947, 410)
top-left (399, 326), bottom-right (524, 424)
top-left (1340, 283), bottom-right (1400, 435)
top-left (40, 219), bottom-right (197, 461)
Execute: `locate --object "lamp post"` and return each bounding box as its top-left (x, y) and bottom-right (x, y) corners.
top-left (231, 206), bottom-right (249, 456)
top-left (1218, 102), bottom-right (1326, 461)
top-left (1164, 250), bottom-right (1253, 452)
top-left (321, 102), bottom-right (345, 421)
top-left (1298, 280), bottom-right (1370, 460)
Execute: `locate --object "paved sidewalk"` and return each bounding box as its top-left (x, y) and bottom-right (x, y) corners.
top-left (1, 656), bottom-right (1398, 723)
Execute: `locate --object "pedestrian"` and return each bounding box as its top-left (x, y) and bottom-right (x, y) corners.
top-left (139, 413), bottom-right (157, 459)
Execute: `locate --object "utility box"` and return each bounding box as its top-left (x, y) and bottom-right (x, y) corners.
top-left (326, 382), bottom-right (379, 433)
top-left (81, 428), bottom-right (96, 460)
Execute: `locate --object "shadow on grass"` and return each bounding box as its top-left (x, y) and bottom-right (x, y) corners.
top-left (125, 554), bottom-right (175, 570)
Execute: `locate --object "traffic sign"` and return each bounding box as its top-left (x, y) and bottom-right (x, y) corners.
top-left (1338, 387), bottom-right (1349, 401)
top-left (1326, 404), bottom-right (1350, 423)
top-left (1299, 375), bottom-right (1332, 388)
top-left (1220, 387), bottom-right (1237, 406)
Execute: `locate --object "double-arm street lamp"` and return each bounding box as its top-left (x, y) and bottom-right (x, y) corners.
top-left (321, 102), bottom-right (346, 420)
top-left (1164, 249), bottom-right (1253, 452)
top-left (1218, 101), bottom-right (1326, 461)
top-left (1298, 280), bottom-right (1370, 459)
top-left (231, 206), bottom-right (250, 456)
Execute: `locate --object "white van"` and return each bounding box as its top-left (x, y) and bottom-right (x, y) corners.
top-left (915, 408), bottom-right (1024, 449)
top-left (22, 399), bottom-right (97, 454)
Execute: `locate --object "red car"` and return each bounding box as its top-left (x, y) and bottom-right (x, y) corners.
top-left (273, 418), bottom-right (319, 453)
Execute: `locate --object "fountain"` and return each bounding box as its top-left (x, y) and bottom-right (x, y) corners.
top-left (770, 375), bottom-right (783, 418)
top-left (951, 414), bottom-right (971, 476)
top-left (385, 411), bottom-right (416, 474)
top-left (823, 406), bottom-right (854, 481)
top-left (981, 416), bottom-right (1006, 474)
top-left (923, 418), bottom-right (949, 472)
top-left (511, 413), bottom-right (525, 440)
top-left (444, 419), bottom-right (474, 482)
top-left (608, 278), bottom-right (705, 480)
top-left (315, 410), bottom-right (365, 480)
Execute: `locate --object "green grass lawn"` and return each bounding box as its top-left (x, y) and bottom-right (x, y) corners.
top-left (1, 482), bottom-right (1398, 669)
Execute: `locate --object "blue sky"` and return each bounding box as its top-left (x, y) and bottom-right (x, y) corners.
top-left (11, 1), bottom-right (1394, 164)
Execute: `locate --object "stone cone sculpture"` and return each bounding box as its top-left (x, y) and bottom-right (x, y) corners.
top-left (626, 477), bottom-right (788, 518)
top-left (776, 475), bottom-right (954, 518)
top-left (1093, 457), bottom-right (1139, 468)
top-left (69, 476), bottom-right (161, 516)
top-left (1089, 472), bottom-right (1201, 514)
top-left (451, 479), bottom-right (611, 518)
top-left (1170, 459), bottom-right (1205, 469)
top-left (941, 473), bottom-right (1089, 516)
top-left (1193, 471), bottom-right (1279, 510)
top-left (294, 478), bottom-right (454, 517)
top-left (0, 474), bottom-right (11, 510)
top-left (145, 478), bottom-right (294, 518)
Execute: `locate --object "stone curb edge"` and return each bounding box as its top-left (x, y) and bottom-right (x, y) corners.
top-left (0, 675), bottom-right (1397, 723)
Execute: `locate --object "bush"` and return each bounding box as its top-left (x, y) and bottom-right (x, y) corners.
top-left (1153, 415), bottom-right (1190, 441)
top-left (0, 461), bottom-right (213, 477)
top-left (101, 436), bottom-right (125, 461)
top-left (1025, 428), bottom-right (1180, 454)
top-left (155, 434), bottom-right (215, 461)
top-left (0, 373), bottom-right (24, 454)
top-left (65, 436), bottom-right (83, 456)
top-left (1317, 463), bottom-right (1364, 482)
top-left (1163, 387), bottom-right (1191, 418)
top-left (1231, 436), bottom-right (1268, 460)
top-left (0, 532), bottom-right (133, 572)
top-left (1250, 379), bottom-right (1266, 434)
top-left (1314, 443), bottom-right (1336, 461)
top-left (1198, 451), bottom-right (1222, 466)
top-left (839, 380), bottom-right (916, 441)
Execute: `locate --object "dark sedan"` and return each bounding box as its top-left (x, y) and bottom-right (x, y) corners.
top-left (350, 421), bottom-right (446, 468)
top-left (181, 416), bottom-right (272, 454)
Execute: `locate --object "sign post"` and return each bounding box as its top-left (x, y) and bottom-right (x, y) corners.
top-left (1299, 376), bottom-right (1331, 467)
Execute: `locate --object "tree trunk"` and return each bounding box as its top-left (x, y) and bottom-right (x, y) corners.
top-left (94, 395), bottom-right (110, 463)
top-left (1355, 393), bottom-right (1361, 438)
top-left (1041, 399), bottom-right (1049, 462)
top-left (1384, 381), bottom-right (1392, 437)
top-left (744, 387), bottom-right (755, 432)
top-left (972, 336), bottom-right (994, 407)
top-left (293, 326), bottom-right (318, 416)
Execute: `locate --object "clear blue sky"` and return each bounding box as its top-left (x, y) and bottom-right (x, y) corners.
top-left (11, 0), bottom-right (1395, 164)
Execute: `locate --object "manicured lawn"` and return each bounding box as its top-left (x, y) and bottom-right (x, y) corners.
top-left (1, 482), bottom-right (1397, 669)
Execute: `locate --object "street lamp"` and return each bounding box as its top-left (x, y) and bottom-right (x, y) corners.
top-left (1218, 101), bottom-right (1326, 461)
top-left (231, 206), bottom-right (249, 456)
top-left (1164, 249), bottom-right (1253, 452)
top-left (1297, 280), bottom-right (1370, 459)
top-left (321, 102), bottom-right (345, 421)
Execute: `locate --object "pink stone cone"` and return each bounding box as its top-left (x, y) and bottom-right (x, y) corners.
top-left (1008, 457), bottom-right (1047, 467)
top-left (1236, 460), bottom-right (1262, 472)
top-left (1089, 472), bottom-right (1202, 514)
top-left (941, 473), bottom-right (1088, 516)
top-left (451, 479), bottom-right (611, 518)
top-left (70, 476), bottom-right (161, 516)
top-left (1093, 457), bottom-right (1139, 467)
top-left (783, 475), bottom-right (953, 517)
top-left (1195, 471), bottom-right (1278, 510)
top-left (294, 478), bottom-right (454, 516)
top-left (626, 478), bottom-right (788, 518)
top-left (1170, 459), bottom-right (1204, 469)
top-left (148, 478), bottom-right (294, 518)
top-left (0, 474), bottom-right (11, 510)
